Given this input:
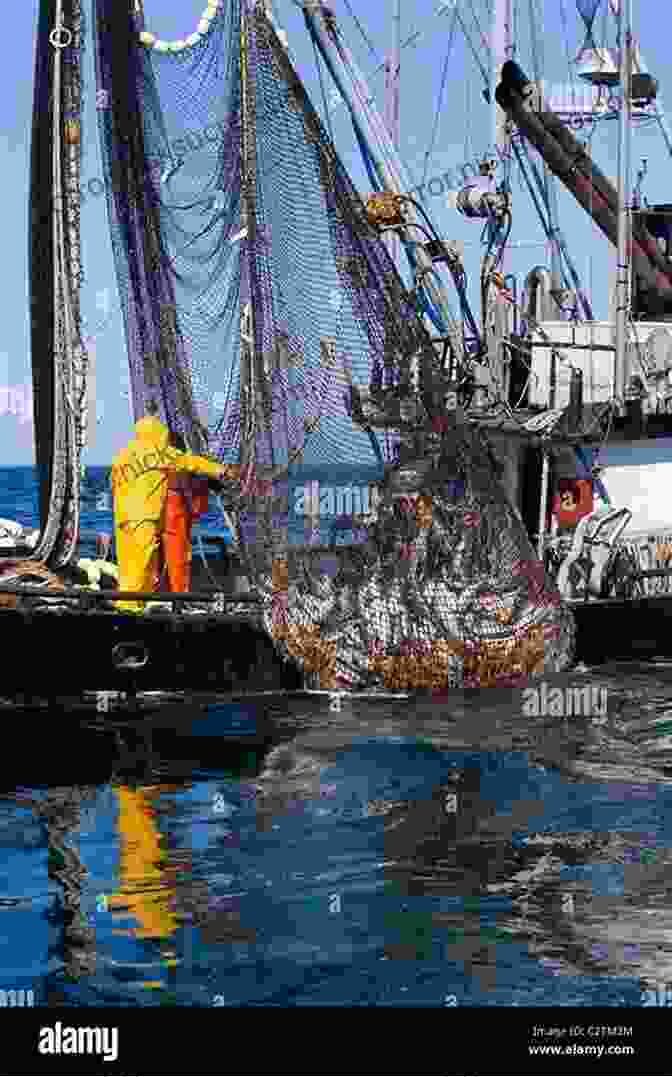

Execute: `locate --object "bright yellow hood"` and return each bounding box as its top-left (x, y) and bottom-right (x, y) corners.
top-left (133, 415), bottom-right (170, 449)
top-left (111, 416), bottom-right (223, 528)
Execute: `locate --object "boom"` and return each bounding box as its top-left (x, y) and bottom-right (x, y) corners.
top-left (496, 60), bottom-right (672, 320)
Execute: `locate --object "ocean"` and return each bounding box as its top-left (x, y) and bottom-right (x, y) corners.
top-left (0, 467), bottom-right (671, 1009)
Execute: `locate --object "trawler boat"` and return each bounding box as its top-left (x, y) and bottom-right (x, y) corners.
top-left (6, 0), bottom-right (669, 714)
top-left (0, 0), bottom-right (581, 711)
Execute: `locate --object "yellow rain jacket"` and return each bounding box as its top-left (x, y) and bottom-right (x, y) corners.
top-left (111, 416), bottom-right (240, 612)
top-left (111, 416), bottom-right (230, 527)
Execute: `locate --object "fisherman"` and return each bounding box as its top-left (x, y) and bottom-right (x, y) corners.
top-left (161, 431), bottom-right (213, 594)
top-left (111, 411), bottom-right (240, 613)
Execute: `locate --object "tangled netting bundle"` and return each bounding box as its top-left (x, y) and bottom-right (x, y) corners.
top-left (247, 427), bottom-right (575, 692)
top-left (30, 0), bottom-right (88, 566)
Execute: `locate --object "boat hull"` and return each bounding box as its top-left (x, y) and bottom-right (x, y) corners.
top-left (570, 594), bottom-right (672, 662)
top-left (0, 605), bottom-right (301, 697)
top-left (1, 588), bottom-right (667, 704)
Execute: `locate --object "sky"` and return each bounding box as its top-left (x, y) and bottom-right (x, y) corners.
top-left (1, 0), bottom-right (671, 464)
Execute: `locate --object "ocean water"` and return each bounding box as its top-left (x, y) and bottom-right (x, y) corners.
top-left (1, 467), bottom-right (671, 1008)
top-left (0, 464), bottom-right (384, 551)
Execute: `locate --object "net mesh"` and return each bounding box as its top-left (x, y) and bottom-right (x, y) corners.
top-left (93, 0), bottom-right (244, 453)
top-left (242, 5), bottom-right (574, 690)
top-left (29, 0), bottom-right (88, 567)
top-left (94, 0), bottom-right (574, 691)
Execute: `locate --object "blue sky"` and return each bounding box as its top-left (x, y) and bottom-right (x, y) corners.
top-left (1, 0), bottom-right (670, 464)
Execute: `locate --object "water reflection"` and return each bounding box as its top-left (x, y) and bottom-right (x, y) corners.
top-left (10, 787), bottom-right (99, 993)
top-left (5, 662), bottom-right (672, 1004)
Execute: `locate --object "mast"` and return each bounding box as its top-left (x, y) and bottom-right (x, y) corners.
top-left (527, 0), bottom-right (565, 304)
top-left (606, 0), bottom-right (672, 161)
top-left (486, 0), bottom-right (513, 397)
top-left (614, 0), bottom-right (633, 405)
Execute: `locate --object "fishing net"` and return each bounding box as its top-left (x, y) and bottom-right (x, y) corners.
top-left (94, 0), bottom-right (574, 690)
top-left (29, 0), bottom-right (88, 567)
top-left (237, 3), bottom-right (444, 549)
top-left (92, 0), bottom-right (244, 454)
top-left (258, 426), bottom-right (575, 692)
top-left (240, 5), bottom-right (574, 690)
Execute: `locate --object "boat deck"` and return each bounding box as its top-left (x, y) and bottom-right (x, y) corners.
top-left (0, 543), bottom-right (303, 697)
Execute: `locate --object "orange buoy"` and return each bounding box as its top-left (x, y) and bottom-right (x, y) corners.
top-left (551, 478), bottom-right (594, 530)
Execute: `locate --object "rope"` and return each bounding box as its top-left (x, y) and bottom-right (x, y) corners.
top-left (420, 3), bottom-right (460, 188)
top-left (559, 0), bottom-right (577, 98)
top-left (453, 3), bottom-right (490, 89)
top-left (464, 0), bottom-right (492, 64)
top-left (195, 529), bottom-right (225, 590)
top-left (342, 0), bottom-right (382, 64)
top-left (311, 32), bottom-right (334, 144)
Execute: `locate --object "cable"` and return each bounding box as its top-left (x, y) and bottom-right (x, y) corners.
top-left (421, 4), bottom-right (460, 188)
top-left (511, 137), bottom-right (594, 320)
top-left (312, 32), bottom-right (334, 144)
top-left (353, 122), bottom-right (380, 189)
top-left (453, 4), bottom-right (490, 89)
top-left (464, 0), bottom-right (492, 63)
top-left (195, 529), bottom-right (225, 590)
top-left (403, 195), bottom-right (482, 342)
top-left (342, 0), bottom-right (381, 64)
top-left (559, 0), bottom-right (578, 105)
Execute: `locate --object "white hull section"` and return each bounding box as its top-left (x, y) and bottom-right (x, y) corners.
top-left (597, 438), bottom-right (672, 535)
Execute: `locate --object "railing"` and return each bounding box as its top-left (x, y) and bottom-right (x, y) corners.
top-left (617, 531), bottom-right (672, 597)
top-left (0, 585), bottom-right (263, 615)
top-left (546, 525), bottom-right (672, 600)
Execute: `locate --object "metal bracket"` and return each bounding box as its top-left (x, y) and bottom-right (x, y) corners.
top-left (111, 641), bottom-right (150, 672)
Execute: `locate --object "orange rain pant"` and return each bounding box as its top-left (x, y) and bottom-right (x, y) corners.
top-left (162, 490), bottom-right (192, 593)
top-left (162, 479), bottom-right (209, 593)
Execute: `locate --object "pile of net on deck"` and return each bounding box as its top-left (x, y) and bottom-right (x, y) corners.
top-left (93, 0), bottom-right (573, 691)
